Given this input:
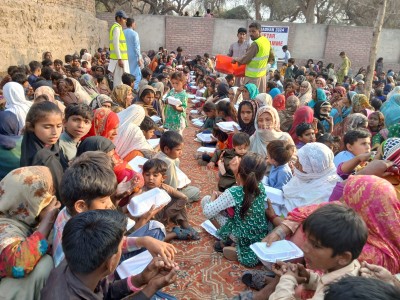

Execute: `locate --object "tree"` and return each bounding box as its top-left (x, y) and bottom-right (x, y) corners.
top-left (222, 5), bottom-right (251, 19)
top-left (364, 0), bottom-right (387, 100)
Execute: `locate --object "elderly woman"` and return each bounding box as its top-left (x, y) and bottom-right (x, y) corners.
top-left (279, 95), bottom-right (300, 132)
top-left (0, 166), bottom-right (61, 299)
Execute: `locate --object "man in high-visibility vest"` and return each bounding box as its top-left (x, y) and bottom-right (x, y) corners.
top-left (108, 10), bottom-right (130, 88)
top-left (232, 22), bottom-right (274, 93)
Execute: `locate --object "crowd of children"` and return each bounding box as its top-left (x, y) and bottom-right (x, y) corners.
top-left (0, 31), bottom-right (399, 300)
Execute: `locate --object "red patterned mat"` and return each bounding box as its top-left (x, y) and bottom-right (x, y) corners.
top-left (163, 112), bottom-right (257, 300)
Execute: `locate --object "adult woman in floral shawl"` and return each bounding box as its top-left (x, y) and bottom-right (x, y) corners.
top-left (0, 166), bottom-right (60, 299)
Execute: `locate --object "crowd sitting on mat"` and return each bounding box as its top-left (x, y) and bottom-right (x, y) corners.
top-left (0, 45), bottom-right (399, 300)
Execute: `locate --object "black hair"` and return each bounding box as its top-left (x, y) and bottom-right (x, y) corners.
top-left (267, 81), bottom-right (277, 90)
top-left (25, 101), bottom-right (62, 131)
top-left (202, 102), bottom-right (216, 113)
top-left (212, 127), bottom-right (228, 142)
top-left (54, 59), bottom-right (63, 66)
top-left (177, 46), bottom-right (182, 52)
top-left (41, 67), bottom-right (53, 80)
top-left (248, 22), bottom-right (261, 31)
top-left (140, 88), bottom-right (155, 101)
top-left (71, 66), bottom-right (81, 75)
top-left (62, 209), bottom-right (126, 274)
top-left (237, 27), bottom-right (247, 34)
top-left (303, 204), bottom-right (368, 259)
top-left (225, 74), bottom-right (234, 82)
top-left (282, 45), bottom-right (288, 50)
top-left (288, 58), bottom-right (295, 64)
top-left (64, 103), bottom-right (94, 121)
top-left (295, 122), bottom-right (314, 137)
top-left (51, 72), bottom-right (63, 82)
top-left (238, 153), bottom-right (267, 219)
top-left (29, 60), bottom-right (41, 73)
top-left (79, 49), bottom-right (87, 58)
top-left (122, 73), bottom-right (136, 86)
top-left (61, 152), bottom-right (117, 215)
top-left (371, 98), bottom-right (382, 111)
top-left (204, 53), bottom-right (210, 58)
top-left (232, 132), bottom-right (250, 147)
top-left (65, 55), bottom-right (73, 63)
top-left (141, 68), bottom-right (153, 79)
top-left (160, 131), bottom-right (183, 153)
top-left (34, 95), bottom-right (50, 103)
top-left (140, 116), bottom-right (157, 131)
top-left (81, 61), bottom-right (88, 68)
top-left (126, 18), bottom-right (134, 27)
top-left (170, 71), bottom-right (185, 82)
top-left (267, 140), bottom-right (294, 165)
top-left (142, 158), bottom-right (168, 175)
top-left (42, 59), bottom-right (53, 68)
top-left (7, 65), bottom-right (18, 76)
top-left (11, 73), bottom-right (27, 85)
top-left (198, 78), bottom-right (206, 86)
top-left (344, 129), bottom-right (371, 148)
top-left (216, 101), bottom-right (238, 122)
top-left (325, 276), bottom-right (400, 300)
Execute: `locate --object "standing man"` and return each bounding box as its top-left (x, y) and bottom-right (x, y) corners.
top-left (108, 10), bottom-right (130, 87)
top-left (232, 22), bottom-right (273, 93)
top-left (337, 51), bottom-right (351, 84)
top-left (228, 27), bottom-right (250, 86)
top-left (281, 45), bottom-right (291, 64)
top-left (124, 18), bottom-right (142, 90)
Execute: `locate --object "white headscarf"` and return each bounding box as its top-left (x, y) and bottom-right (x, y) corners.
top-left (249, 106), bottom-right (293, 158)
top-left (70, 78), bottom-right (92, 105)
top-left (282, 142), bottom-right (341, 214)
top-left (255, 93), bottom-right (272, 107)
top-left (298, 81), bottom-right (312, 106)
top-left (3, 82), bottom-right (32, 132)
top-left (114, 105), bottom-right (153, 159)
top-left (82, 53), bottom-right (92, 69)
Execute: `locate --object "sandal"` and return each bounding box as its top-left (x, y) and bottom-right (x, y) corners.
top-left (242, 270), bottom-right (275, 291)
top-left (172, 226), bottom-right (200, 240)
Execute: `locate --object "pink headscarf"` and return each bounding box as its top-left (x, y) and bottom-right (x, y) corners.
top-left (273, 94), bottom-right (286, 111)
top-left (289, 106), bottom-right (314, 144)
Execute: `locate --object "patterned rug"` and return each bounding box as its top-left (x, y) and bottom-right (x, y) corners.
top-left (163, 106), bottom-right (256, 300)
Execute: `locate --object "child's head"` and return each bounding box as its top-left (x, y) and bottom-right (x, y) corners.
top-left (317, 133), bottom-right (340, 154)
top-left (296, 122), bottom-right (316, 144)
top-left (142, 159), bottom-right (168, 189)
top-left (25, 101), bottom-right (63, 145)
top-left (160, 131), bottom-right (183, 159)
top-left (64, 104), bottom-right (94, 140)
top-left (141, 68), bottom-right (153, 80)
top-left (368, 111), bottom-right (384, 130)
top-left (325, 276), bottom-right (400, 300)
top-left (287, 58), bottom-right (295, 66)
top-left (29, 60), bottom-right (41, 75)
top-left (122, 72), bottom-right (136, 88)
top-left (61, 151), bottom-right (116, 215)
top-left (302, 204), bottom-right (368, 271)
top-left (139, 85), bottom-right (156, 106)
top-left (197, 79), bottom-right (206, 89)
top-left (267, 140), bottom-right (295, 166)
top-left (216, 101), bottom-right (237, 121)
top-left (140, 116), bottom-right (157, 139)
top-left (170, 71), bottom-right (185, 92)
top-left (62, 209), bottom-right (126, 276)
top-left (202, 102), bottom-right (216, 118)
top-left (344, 129), bottom-right (371, 155)
top-left (225, 74), bottom-right (235, 87)
top-left (237, 153), bottom-right (267, 219)
top-left (232, 132), bottom-right (250, 156)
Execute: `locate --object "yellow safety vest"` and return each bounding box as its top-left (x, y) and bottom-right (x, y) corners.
top-left (109, 23), bottom-right (128, 60)
top-left (245, 36), bottom-right (270, 78)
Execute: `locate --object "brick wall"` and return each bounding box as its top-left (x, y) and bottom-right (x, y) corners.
top-left (165, 16), bottom-right (214, 56)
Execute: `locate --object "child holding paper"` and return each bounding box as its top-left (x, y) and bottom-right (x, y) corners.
top-left (155, 131), bottom-right (200, 202)
top-left (142, 159), bottom-right (199, 241)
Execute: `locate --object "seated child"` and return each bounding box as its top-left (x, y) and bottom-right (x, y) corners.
top-left (155, 131), bottom-right (200, 202)
top-left (202, 153), bottom-right (269, 267)
top-left (142, 159), bottom-right (199, 241)
top-left (207, 132), bottom-right (250, 192)
top-left (317, 133), bottom-right (340, 155)
top-left (42, 210), bottom-right (178, 300)
top-left (59, 103), bottom-right (93, 162)
top-left (140, 116), bottom-right (162, 155)
top-left (266, 140), bottom-right (294, 190)
top-left (216, 100), bottom-right (238, 122)
top-left (295, 122), bottom-right (316, 150)
top-left (195, 102), bottom-right (217, 134)
top-left (52, 151), bottom-right (173, 268)
top-left (196, 79), bottom-right (206, 97)
top-left (137, 85), bottom-right (158, 117)
top-left (269, 204), bottom-right (368, 300)
top-left (333, 129), bottom-right (372, 176)
top-left (367, 111), bottom-right (384, 141)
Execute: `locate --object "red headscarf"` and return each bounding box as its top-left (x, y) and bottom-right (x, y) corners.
top-left (273, 94), bottom-right (286, 111)
top-left (289, 106), bottom-right (314, 144)
top-left (86, 108), bottom-right (119, 141)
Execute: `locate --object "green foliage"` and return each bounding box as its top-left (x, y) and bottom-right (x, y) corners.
top-left (221, 5), bottom-right (251, 19)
